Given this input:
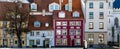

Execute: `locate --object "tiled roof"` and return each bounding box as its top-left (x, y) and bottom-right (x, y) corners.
top-left (28, 15), bottom-right (53, 30)
top-left (28, 0), bottom-right (84, 30)
top-left (113, 0), bottom-right (120, 8)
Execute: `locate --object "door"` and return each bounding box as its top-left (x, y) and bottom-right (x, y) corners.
top-left (43, 39), bottom-right (49, 48)
top-left (70, 39), bottom-right (74, 47)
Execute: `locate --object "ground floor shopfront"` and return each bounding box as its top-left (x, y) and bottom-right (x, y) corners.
top-left (85, 32), bottom-right (108, 47)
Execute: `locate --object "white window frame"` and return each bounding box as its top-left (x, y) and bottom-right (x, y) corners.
top-left (34, 21), bottom-right (40, 27)
top-left (31, 3), bottom-right (37, 11)
top-left (73, 11), bottom-right (80, 17)
top-left (58, 11), bottom-right (65, 18)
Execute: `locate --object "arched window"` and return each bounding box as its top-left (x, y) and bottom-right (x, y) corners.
top-left (73, 11), bottom-right (80, 17)
top-left (34, 21), bottom-right (40, 27)
top-left (114, 17), bottom-right (119, 28)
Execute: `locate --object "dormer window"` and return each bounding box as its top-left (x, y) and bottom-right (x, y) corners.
top-left (31, 3), bottom-right (37, 11)
top-left (58, 11), bottom-right (65, 18)
top-left (49, 2), bottom-right (59, 12)
top-left (73, 11), bottom-right (80, 17)
top-left (65, 4), bottom-right (69, 10)
top-left (34, 21), bottom-right (40, 27)
top-left (45, 22), bottom-right (49, 27)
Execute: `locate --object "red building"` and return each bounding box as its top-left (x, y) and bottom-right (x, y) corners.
top-left (53, 0), bottom-right (84, 47)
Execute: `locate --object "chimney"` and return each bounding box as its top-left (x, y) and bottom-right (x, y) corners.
top-left (68, 0), bottom-right (72, 11)
top-left (59, 0), bottom-right (63, 10)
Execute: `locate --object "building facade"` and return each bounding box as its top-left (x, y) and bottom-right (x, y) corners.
top-left (85, 0), bottom-right (108, 47)
top-left (27, 0), bottom-right (54, 48)
top-left (0, 0), bottom-right (29, 48)
top-left (53, 0), bottom-right (84, 47)
top-left (107, 0), bottom-right (120, 43)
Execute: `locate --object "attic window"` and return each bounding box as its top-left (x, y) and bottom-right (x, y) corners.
top-left (34, 21), bottom-right (40, 27)
top-left (58, 11), bottom-right (65, 18)
top-left (49, 3), bottom-right (60, 12)
top-left (45, 22), bottom-right (49, 27)
top-left (73, 11), bottom-right (80, 17)
top-left (31, 3), bottom-right (37, 11)
top-left (65, 4), bottom-right (69, 10)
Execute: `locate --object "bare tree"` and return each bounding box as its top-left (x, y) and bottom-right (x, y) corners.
top-left (3, 0), bottom-right (29, 48)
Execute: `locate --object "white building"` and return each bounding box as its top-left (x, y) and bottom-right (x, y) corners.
top-left (27, 30), bottom-right (54, 47)
top-left (107, 0), bottom-right (120, 43)
top-left (84, 0), bottom-right (109, 47)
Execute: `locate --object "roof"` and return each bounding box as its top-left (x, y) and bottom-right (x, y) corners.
top-left (28, 0), bottom-right (84, 30)
top-left (113, 0), bottom-right (120, 8)
top-left (0, 0), bottom-right (29, 3)
top-left (28, 15), bottom-right (53, 30)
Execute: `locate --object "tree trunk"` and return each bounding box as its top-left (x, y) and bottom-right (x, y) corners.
top-left (16, 30), bottom-right (22, 48)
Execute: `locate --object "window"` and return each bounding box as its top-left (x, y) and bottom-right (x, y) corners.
top-left (62, 21), bottom-right (67, 26)
top-left (73, 11), bottom-right (79, 17)
top-left (30, 32), bottom-right (34, 36)
top-left (62, 29), bottom-right (67, 35)
top-left (114, 17), bottom-right (119, 28)
top-left (31, 3), bottom-right (37, 11)
top-left (76, 29), bottom-right (80, 35)
top-left (98, 34), bottom-right (104, 44)
top-left (48, 32), bottom-right (51, 36)
top-left (89, 12), bottom-right (93, 19)
top-left (88, 34), bottom-right (94, 44)
top-left (99, 12), bottom-right (104, 19)
top-left (76, 21), bottom-right (81, 26)
top-left (22, 41), bottom-right (24, 44)
top-left (55, 5), bottom-right (59, 10)
top-left (89, 22), bottom-right (93, 29)
top-left (56, 22), bottom-right (61, 26)
top-left (36, 39), bottom-right (40, 45)
top-left (34, 21), bottom-right (40, 27)
top-left (100, 2), bottom-right (104, 8)
top-left (89, 2), bottom-right (93, 8)
top-left (0, 21), bottom-right (3, 27)
top-left (70, 21), bottom-right (75, 26)
top-left (75, 39), bottom-right (80, 45)
top-left (36, 32), bottom-right (40, 36)
top-left (56, 30), bottom-right (61, 35)
top-left (56, 39), bottom-right (62, 45)
top-left (45, 22), bottom-right (49, 27)
top-left (70, 29), bottom-right (75, 35)
top-left (62, 39), bottom-right (67, 45)
top-left (99, 22), bottom-right (104, 29)
top-left (29, 40), bottom-right (34, 46)
top-left (58, 11), bottom-right (65, 18)
top-left (49, 3), bottom-right (59, 12)
top-left (50, 5), bottom-right (54, 11)
top-left (15, 40), bottom-right (17, 44)
top-left (65, 4), bottom-right (69, 10)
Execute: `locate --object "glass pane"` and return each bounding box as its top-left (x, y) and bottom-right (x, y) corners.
top-left (56, 30), bottom-right (61, 35)
top-left (62, 30), bottom-right (67, 35)
top-left (30, 40), bottom-right (34, 46)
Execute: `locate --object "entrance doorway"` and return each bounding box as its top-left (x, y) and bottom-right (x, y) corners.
top-left (43, 39), bottom-right (49, 48)
top-left (70, 39), bottom-right (74, 47)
